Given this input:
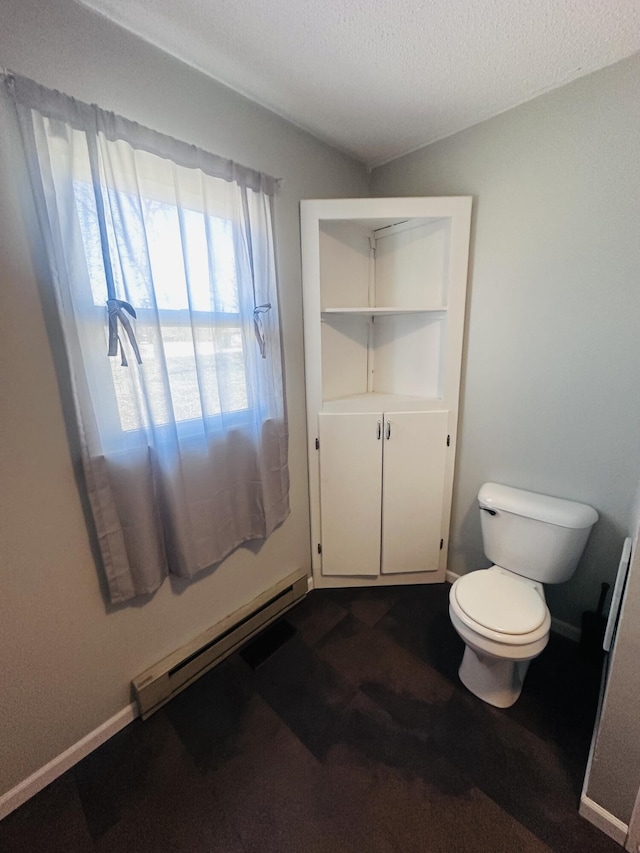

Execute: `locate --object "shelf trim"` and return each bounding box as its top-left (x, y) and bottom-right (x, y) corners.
top-left (323, 392), bottom-right (444, 402)
top-left (321, 306), bottom-right (447, 316)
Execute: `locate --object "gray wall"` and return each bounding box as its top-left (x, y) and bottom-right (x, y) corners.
top-left (372, 54), bottom-right (640, 628)
top-left (0, 0), bottom-right (368, 796)
top-left (586, 487), bottom-right (640, 824)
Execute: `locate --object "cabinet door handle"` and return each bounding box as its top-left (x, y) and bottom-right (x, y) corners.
top-left (386, 420), bottom-right (391, 440)
top-left (377, 420), bottom-right (382, 439)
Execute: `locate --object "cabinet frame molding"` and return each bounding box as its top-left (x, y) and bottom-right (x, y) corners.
top-left (301, 196), bottom-right (472, 588)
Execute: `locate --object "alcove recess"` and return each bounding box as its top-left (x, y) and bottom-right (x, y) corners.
top-left (301, 197), bottom-right (472, 588)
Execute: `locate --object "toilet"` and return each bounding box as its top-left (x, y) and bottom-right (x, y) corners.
top-left (449, 482), bottom-right (598, 708)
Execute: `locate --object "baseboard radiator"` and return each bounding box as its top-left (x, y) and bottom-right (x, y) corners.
top-left (133, 567), bottom-right (308, 719)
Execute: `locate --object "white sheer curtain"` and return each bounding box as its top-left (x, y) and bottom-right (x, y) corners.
top-left (7, 72), bottom-right (289, 603)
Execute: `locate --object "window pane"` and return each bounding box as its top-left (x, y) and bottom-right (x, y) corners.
top-left (181, 209), bottom-right (239, 314)
top-left (74, 175), bottom-right (250, 433)
top-left (74, 179), bottom-right (109, 305)
top-left (109, 323), bottom-right (250, 432)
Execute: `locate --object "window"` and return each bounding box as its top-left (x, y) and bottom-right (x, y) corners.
top-left (74, 179), bottom-right (251, 433)
top-left (8, 69), bottom-right (289, 603)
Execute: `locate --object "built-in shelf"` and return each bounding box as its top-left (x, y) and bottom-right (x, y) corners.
top-left (321, 306), bottom-right (447, 316)
top-left (322, 392), bottom-right (444, 414)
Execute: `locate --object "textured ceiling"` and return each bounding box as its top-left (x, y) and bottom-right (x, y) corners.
top-left (76, 0), bottom-right (640, 168)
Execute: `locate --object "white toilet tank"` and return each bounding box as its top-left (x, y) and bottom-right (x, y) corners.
top-left (478, 483), bottom-right (598, 583)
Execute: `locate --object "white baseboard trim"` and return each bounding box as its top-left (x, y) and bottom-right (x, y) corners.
top-left (579, 794), bottom-right (628, 846)
top-left (0, 703), bottom-right (138, 821)
top-left (445, 570), bottom-right (581, 641)
top-left (307, 574), bottom-right (314, 593)
top-left (2, 574), bottom-right (315, 820)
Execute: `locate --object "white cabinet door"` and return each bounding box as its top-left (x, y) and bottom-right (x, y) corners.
top-left (381, 411), bottom-right (449, 575)
top-left (319, 412), bottom-right (382, 577)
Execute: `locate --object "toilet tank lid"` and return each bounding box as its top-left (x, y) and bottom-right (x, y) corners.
top-left (478, 483), bottom-right (598, 529)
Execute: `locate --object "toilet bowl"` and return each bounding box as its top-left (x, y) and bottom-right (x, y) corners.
top-left (449, 482), bottom-right (598, 708)
top-left (449, 566), bottom-right (551, 707)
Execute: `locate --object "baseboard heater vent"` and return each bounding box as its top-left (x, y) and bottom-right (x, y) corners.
top-left (133, 567), bottom-right (308, 719)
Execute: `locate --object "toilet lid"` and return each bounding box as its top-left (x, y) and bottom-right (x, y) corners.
top-left (454, 571), bottom-right (547, 635)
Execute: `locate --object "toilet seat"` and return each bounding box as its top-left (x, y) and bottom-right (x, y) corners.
top-left (450, 568), bottom-right (550, 646)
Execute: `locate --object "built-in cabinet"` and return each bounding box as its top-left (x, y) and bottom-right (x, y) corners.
top-left (319, 411), bottom-right (449, 577)
top-left (301, 197), bottom-right (472, 589)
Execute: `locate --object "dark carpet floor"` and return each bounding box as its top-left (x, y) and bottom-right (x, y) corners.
top-left (0, 583), bottom-right (620, 852)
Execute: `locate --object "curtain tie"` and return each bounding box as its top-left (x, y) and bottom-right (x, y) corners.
top-left (253, 303), bottom-right (271, 359)
top-left (107, 299), bottom-right (142, 367)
